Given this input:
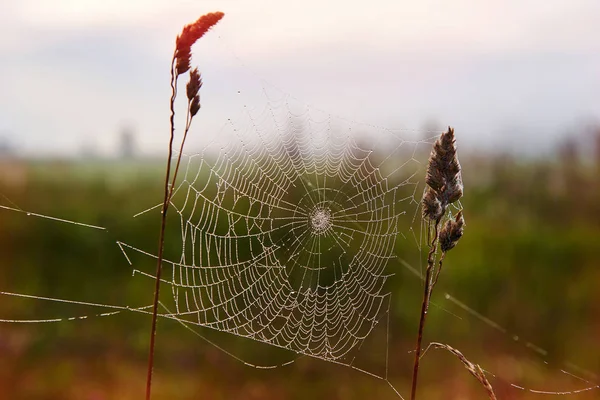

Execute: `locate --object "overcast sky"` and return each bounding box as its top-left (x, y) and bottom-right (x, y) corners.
top-left (1, 0), bottom-right (599, 157)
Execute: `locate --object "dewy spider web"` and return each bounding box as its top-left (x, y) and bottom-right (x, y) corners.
top-left (125, 89), bottom-right (425, 367)
top-left (115, 81), bottom-right (600, 396)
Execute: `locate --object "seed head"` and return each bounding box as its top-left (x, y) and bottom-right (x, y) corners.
top-left (190, 95), bottom-right (200, 117)
top-left (444, 176), bottom-right (463, 204)
top-left (439, 211), bottom-right (465, 252)
top-left (186, 68), bottom-right (202, 101)
top-left (425, 160), bottom-right (445, 192)
top-left (175, 12), bottom-right (225, 75)
top-left (422, 188), bottom-right (444, 220)
top-left (422, 127), bottom-right (463, 220)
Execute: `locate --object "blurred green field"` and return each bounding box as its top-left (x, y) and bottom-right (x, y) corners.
top-left (0, 155), bottom-right (599, 399)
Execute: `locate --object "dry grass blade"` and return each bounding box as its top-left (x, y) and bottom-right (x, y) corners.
top-left (426, 342), bottom-right (498, 400)
top-left (145, 11), bottom-right (224, 400)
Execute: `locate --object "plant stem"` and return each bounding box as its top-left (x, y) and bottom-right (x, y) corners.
top-left (410, 218), bottom-right (441, 400)
top-left (167, 104), bottom-right (192, 203)
top-left (145, 52), bottom-right (178, 400)
top-left (431, 251), bottom-right (446, 289)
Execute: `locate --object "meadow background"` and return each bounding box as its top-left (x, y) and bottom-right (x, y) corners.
top-left (1, 134), bottom-right (599, 399)
top-left (2, 0), bottom-right (600, 398)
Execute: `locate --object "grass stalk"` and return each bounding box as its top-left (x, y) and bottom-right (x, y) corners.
top-left (144, 12), bottom-right (224, 399)
top-left (410, 218), bottom-right (440, 400)
top-left (410, 127), bottom-right (466, 400)
top-left (145, 51), bottom-right (179, 400)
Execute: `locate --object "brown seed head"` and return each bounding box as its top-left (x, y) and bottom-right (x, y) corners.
top-left (439, 211), bottom-right (465, 252)
top-left (425, 159), bottom-right (445, 192)
top-left (422, 188), bottom-right (444, 220)
top-left (444, 176), bottom-right (464, 204)
top-left (430, 342), bottom-right (497, 400)
top-left (175, 11), bottom-right (225, 75)
top-left (176, 47), bottom-right (192, 76)
top-left (422, 127), bottom-right (463, 220)
top-left (428, 128), bottom-right (462, 196)
top-left (186, 68), bottom-right (202, 101)
top-left (190, 95), bottom-right (200, 117)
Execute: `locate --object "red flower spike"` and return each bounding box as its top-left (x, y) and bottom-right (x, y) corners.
top-left (175, 12), bottom-right (225, 76)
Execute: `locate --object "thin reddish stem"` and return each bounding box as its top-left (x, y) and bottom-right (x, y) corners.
top-left (410, 218), bottom-right (441, 400)
top-left (167, 102), bottom-right (193, 203)
top-left (145, 51), bottom-right (178, 400)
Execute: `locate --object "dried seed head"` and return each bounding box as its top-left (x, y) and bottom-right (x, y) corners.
top-left (425, 161), bottom-right (445, 192)
top-left (422, 127), bottom-right (464, 221)
top-left (430, 342), bottom-right (497, 400)
top-left (190, 95), bottom-right (200, 117)
top-left (186, 68), bottom-right (202, 101)
top-left (175, 12), bottom-right (225, 75)
top-left (175, 47), bottom-right (192, 76)
top-left (439, 211), bottom-right (465, 252)
top-left (422, 188), bottom-right (444, 220)
top-left (176, 12), bottom-right (225, 51)
top-left (428, 127), bottom-right (462, 205)
top-left (444, 176), bottom-right (464, 204)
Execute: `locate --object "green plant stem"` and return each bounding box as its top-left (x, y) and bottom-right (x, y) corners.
top-left (145, 52), bottom-right (178, 400)
top-left (410, 218), bottom-right (441, 400)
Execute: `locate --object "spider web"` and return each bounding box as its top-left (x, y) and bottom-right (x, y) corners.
top-left (1, 83), bottom-right (599, 398)
top-left (124, 89), bottom-right (426, 367)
